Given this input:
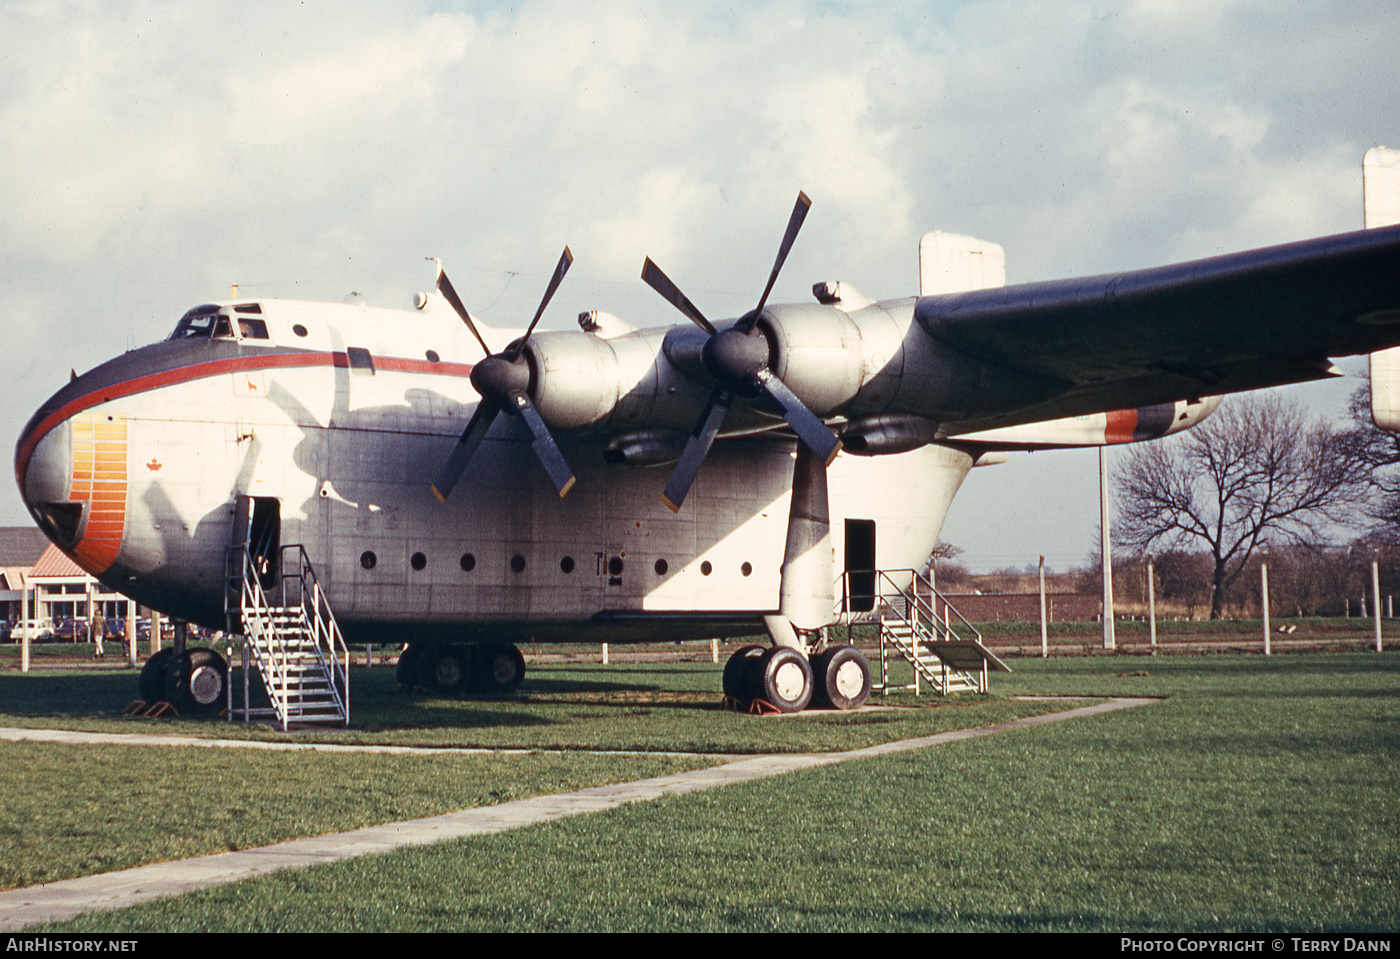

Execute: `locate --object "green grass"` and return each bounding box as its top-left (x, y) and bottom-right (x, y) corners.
top-left (11, 652), bottom-right (1400, 931)
top-left (0, 744), bottom-right (708, 891)
top-left (0, 659), bottom-right (1065, 894)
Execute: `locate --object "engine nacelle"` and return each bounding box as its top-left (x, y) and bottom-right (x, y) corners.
top-left (521, 328), bottom-right (708, 432)
top-left (757, 303), bottom-right (867, 415)
top-left (839, 414), bottom-right (939, 455)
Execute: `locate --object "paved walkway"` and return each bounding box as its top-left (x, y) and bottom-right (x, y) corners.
top-left (0, 698), bottom-right (1156, 930)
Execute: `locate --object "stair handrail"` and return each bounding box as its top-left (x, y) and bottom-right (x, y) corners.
top-left (226, 544), bottom-right (294, 726)
top-left (835, 568), bottom-right (982, 645)
top-left (276, 544), bottom-right (350, 725)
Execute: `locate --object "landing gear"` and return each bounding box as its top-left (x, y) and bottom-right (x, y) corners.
top-left (474, 642), bottom-right (526, 694)
top-left (399, 641), bottom-right (526, 696)
top-left (722, 645), bottom-right (765, 703)
top-left (160, 648), bottom-right (228, 714)
top-left (754, 647), bottom-right (813, 713)
top-left (138, 648), bottom-right (175, 704)
top-left (811, 644), bottom-right (872, 711)
top-left (723, 642), bottom-right (871, 713)
top-left (414, 643), bottom-right (471, 694)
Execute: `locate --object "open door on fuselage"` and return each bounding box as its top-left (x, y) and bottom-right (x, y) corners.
top-left (843, 518), bottom-right (876, 613)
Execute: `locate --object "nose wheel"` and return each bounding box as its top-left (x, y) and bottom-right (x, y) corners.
top-left (137, 647), bottom-right (227, 714)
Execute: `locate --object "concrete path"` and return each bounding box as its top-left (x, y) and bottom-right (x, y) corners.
top-left (0, 697), bottom-right (1156, 930)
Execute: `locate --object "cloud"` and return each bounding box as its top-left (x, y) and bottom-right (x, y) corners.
top-left (1, 0), bottom-right (1397, 564)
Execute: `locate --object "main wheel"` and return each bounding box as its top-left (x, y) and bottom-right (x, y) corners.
top-left (415, 643), bottom-right (472, 694)
top-left (138, 647), bottom-right (175, 703)
top-left (472, 642), bottom-right (525, 694)
top-left (812, 644), bottom-right (871, 711)
top-left (722, 645), bottom-right (765, 704)
top-left (163, 648), bottom-right (228, 714)
top-left (754, 647), bottom-right (813, 714)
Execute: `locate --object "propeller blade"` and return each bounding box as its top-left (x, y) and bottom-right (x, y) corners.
top-left (753, 369), bottom-right (842, 466)
top-left (511, 391), bottom-right (577, 497)
top-left (430, 259), bottom-right (492, 358)
top-left (641, 257), bottom-right (716, 336)
top-left (432, 397), bottom-right (502, 502)
top-left (746, 191), bottom-right (811, 329)
top-left (507, 246), bottom-right (573, 361)
top-left (661, 389), bottom-right (733, 512)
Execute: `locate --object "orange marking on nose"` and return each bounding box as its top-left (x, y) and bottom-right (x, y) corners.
top-left (67, 412), bottom-right (128, 575)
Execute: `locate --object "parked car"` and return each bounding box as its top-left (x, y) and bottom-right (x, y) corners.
top-left (54, 618), bottom-right (89, 641)
top-left (10, 619), bottom-right (54, 641)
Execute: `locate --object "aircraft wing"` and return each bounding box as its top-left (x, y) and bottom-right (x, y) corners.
top-left (918, 222), bottom-right (1400, 430)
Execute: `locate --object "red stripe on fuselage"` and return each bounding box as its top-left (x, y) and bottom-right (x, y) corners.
top-left (16, 351), bottom-right (475, 484)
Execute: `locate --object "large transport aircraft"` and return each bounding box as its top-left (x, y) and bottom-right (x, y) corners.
top-left (15, 181), bottom-right (1400, 717)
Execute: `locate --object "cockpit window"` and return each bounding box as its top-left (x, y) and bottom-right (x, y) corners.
top-left (169, 311), bottom-right (219, 339)
top-left (168, 305), bottom-right (269, 341)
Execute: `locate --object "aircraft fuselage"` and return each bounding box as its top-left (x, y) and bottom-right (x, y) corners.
top-left (16, 297), bottom-right (975, 645)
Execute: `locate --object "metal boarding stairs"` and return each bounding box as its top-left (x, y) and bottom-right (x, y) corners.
top-left (224, 544), bottom-right (350, 730)
top-left (839, 568), bottom-right (1009, 695)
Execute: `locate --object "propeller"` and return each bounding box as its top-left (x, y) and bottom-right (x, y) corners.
top-left (430, 248), bottom-right (577, 502)
top-left (641, 192), bottom-right (841, 512)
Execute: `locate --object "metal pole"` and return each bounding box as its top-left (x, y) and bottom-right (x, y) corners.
top-left (1261, 562), bottom-right (1271, 656)
top-left (20, 581), bottom-right (29, 674)
top-left (1099, 447), bottom-right (1115, 650)
top-left (1373, 560), bottom-right (1383, 653)
top-left (1147, 556), bottom-right (1157, 652)
top-left (1039, 555), bottom-right (1048, 658)
top-left (126, 597), bottom-right (137, 668)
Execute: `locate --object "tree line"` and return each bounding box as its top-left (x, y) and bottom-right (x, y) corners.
top-left (1107, 385), bottom-right (1400, 619)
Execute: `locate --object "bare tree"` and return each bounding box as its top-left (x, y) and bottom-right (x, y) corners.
top-left (1347, 384), bottom-right (1400, 539)
top-left (1113, 393), bottom-right (1369, 619)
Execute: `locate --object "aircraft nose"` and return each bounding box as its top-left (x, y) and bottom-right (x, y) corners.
top-left (17, 415), bottom-right (78, 536)
top-left (16, 407), bottom-right (130, 574)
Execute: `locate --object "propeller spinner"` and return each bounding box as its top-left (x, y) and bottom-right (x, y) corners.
top-left (642, 192), bottom-right (841, 512)
top-left (431, 248), bottom-right (577, 502)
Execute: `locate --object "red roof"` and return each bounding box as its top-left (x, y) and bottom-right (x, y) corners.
top-left (28, 543), bottom-right (90, 579)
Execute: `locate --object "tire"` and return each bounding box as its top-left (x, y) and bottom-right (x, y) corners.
top-left (396, 644), bottom-right (424, 688)
top-left (722, 645), bottom-right (765, 704)
top-left (138, 648), bottom-right (175, 703)
top-left (415, 643), bottom-right (471, 694)
top-left (163, 648), bottom-right (228, 714)
top-left (754, 646), bottom-right (813, 714)
top-left (472, 642), bottom-right (525, 694)
top-left (812, 644), bottom-right (870, 711)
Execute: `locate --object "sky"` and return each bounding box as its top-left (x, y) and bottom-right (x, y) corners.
top-left (2, 0), bottom-right (1397, 572)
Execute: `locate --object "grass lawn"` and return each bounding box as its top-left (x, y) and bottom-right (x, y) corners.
top-left (11, 650), bottom-right (1398, 932)
top-left (0, 657), bottom-right (1066, 893)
